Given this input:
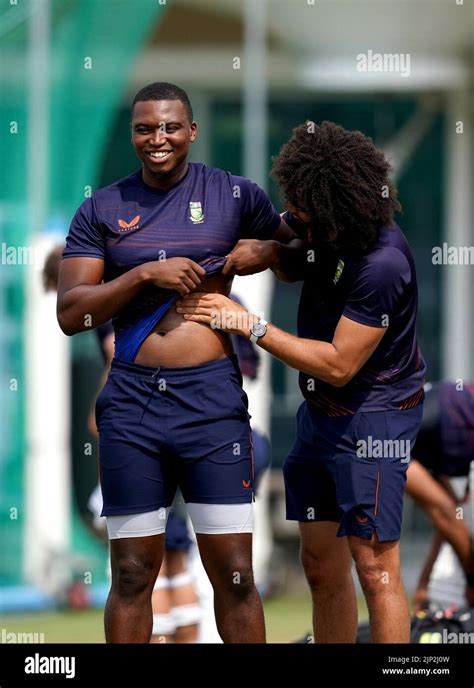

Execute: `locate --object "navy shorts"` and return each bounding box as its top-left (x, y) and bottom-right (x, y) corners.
top-left (284, 401), bottom-right (424, 541)
top-left (96, 355), bottom-right (254, 516)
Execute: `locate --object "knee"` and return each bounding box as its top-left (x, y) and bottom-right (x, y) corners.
top-left (112, 555), bottom-right (157, 599)
top-left (301, 549), bottom-right (349, 593)
top-left (212, 559), bottom-right (255, 599)
top-left (301, 549), bottom-right (325, 590)
top-left (354, 558), bottom-right (393, 597)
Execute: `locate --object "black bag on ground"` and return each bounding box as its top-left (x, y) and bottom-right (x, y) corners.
top-left (410, 607), bottom-right (474, 644)
top-left (356, 607), bottom-right (474, 643)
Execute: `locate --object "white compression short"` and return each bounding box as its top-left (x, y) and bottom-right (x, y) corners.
top-left (106, 503), bottom-right (252, 539)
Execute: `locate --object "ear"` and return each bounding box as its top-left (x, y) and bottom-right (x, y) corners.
top-left (190, 121), bottom-right (197, 143)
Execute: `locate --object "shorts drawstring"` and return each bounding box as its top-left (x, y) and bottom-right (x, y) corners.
top-left (139, 367), bottom-right (162, 423)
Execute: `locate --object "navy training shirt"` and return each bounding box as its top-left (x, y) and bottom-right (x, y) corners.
top-left (62, 163), bottom-right (281, 339)
top-left (287, 216), bottom-right (426, 414)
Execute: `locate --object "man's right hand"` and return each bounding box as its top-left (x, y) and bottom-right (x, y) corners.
top-left (143, 257), bottom-right (206, 295)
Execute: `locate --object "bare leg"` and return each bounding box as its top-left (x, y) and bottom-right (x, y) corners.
top-left (300, 521), bottom-right (357, 643)
top-left (104, 534), bottom-right (164, 643)
top-left (196, 533), bottom-right (265, 643)
top-left (349, 534), bottom-right (409, 643)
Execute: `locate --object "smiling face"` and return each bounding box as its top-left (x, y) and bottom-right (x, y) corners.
top-left (131, 99), bottom-right (197, 189)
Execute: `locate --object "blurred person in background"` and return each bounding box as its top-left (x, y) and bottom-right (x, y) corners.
top-left (43, 244), bottom-right (114, 542)
top-left (43, 243), bottom-right (115, 443)
top-left (407, 382), bottom-right (474, 612)
top-left (177, 121), bottom-right (426, 643)
top-left (150, 499), bottom-right (201, 644)
top-left (44, 245), bottom-right (201, 642)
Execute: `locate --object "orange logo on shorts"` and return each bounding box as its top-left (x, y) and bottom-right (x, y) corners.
top-left (117, 215), bottom-right (140, 231)
top-left (356, 514), bottom-right (369, 524)
top-left (242, 480), bottom-right (251, 489)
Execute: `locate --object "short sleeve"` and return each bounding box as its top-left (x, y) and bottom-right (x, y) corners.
top-left (231, 175), bottom-right (281, 240)
top-left (62, 197), bottom-right (105, 259)
top-left (343, 248), bottom-right (411, 328)
top-left (281, 210), bottom-right (310, 239)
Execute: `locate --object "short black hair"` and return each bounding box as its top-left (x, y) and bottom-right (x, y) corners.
top-left (132, 82), bottom-right (193, 123)
top-left (271, 121), bottom-right (401, 252)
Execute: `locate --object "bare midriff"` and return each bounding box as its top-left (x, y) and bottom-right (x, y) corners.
top-left (134, 273), bottom-right (235, 368)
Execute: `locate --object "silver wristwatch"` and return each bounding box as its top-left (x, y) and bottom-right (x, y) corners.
top-left (249, 319), bottom-right (268, 344)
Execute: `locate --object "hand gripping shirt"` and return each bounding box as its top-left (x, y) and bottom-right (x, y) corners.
top-left (63, 163), bottom-right (281, 361)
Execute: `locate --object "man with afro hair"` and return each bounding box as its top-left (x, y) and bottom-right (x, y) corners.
top-left (178, 120), bottom-right (426, 643)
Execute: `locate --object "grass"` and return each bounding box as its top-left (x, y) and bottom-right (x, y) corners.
top-left (0, 594), bottom-right (369, 644)
top-left (0, 609), bottom-right (104, 644)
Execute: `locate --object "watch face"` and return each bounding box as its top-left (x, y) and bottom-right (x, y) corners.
top-left (252, 322), bottom-right (266, 337)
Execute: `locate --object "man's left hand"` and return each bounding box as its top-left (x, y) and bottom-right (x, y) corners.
top-left (176, 292), bottom-right (258, 337)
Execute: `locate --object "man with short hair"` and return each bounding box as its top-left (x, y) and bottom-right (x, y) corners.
top-left (57, 82), bottom-right (298, 643)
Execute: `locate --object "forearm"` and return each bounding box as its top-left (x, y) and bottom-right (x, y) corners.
top-left (58, 264), bottom-right (148, 335)
top-left (257, 323), bottom-right (349, 387)
top-left (272, 239), bottom-right (307, 283)
top-left (417, 530), bottom-right (444, 589)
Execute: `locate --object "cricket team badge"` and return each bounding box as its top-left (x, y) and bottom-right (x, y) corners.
top-left (333, 259), bottom-right (345, 285)
top-left (189, 201), bottom-right (204, 224)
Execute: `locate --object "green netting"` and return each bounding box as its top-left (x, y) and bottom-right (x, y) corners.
top-left (0, 0), bottom-right (165, 586)
top-left (49, 0), bottom-right (164, 212)
top-left (0, 0), bottom-right (30, 585)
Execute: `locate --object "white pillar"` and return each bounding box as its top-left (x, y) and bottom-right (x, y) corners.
top-left (241, 0), bottom-right (272, 594)
top-left (24, 0), bottom-right (71, 593)
top-left (442, 91), bottom-right (473, 381)
top-left (27, 0), bottom-right (49, 235)
top-left (241, 0), bottom-right (270, 435)
top-left (24, 239), bottom-right (71, 594)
